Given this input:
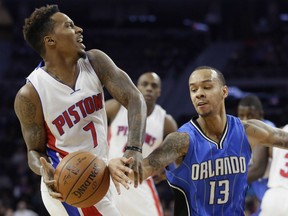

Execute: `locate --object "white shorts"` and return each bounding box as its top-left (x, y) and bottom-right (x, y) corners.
top-left (41, 178), bottom-right (121, 216)
top-left (111, 178), bottom-right (163, 216)
top-left (260, 187), bottom-right (288, 216)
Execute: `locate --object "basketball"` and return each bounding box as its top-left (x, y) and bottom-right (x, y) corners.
top-left (54, 151), bottom-right (110, 208)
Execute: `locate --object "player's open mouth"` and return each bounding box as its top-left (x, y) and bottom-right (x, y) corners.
top-left (77, 36), bottom-right (83, 43)
top-left (197, 102), bottom-right (207, 106)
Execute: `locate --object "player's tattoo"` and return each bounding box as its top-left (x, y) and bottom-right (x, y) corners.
top-left (17, 94), bottom-right (36, 124)
top-left (272, 129), bottom-right (288, 149)
top-left (147, 132), bottom-right (188, 172)
top-left (16, 94), bottom-right (46, 149)
top-left (243, 123), bottom-right (250, 130)
top-left (243, 122), bottom-right (257, 135)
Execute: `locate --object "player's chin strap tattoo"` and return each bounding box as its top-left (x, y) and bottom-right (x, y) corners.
top-left (125, 146), bottom-right (142, 153)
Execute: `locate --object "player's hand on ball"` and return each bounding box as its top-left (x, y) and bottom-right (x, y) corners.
top-left (108, 157), bottom-right (133, 195)
top-left (123, 150), bottom-right (143, 188)
top-left (40, 157), bottom-right (63, 201)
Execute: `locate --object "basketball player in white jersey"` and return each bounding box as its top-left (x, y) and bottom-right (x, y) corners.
top-left (237, 94), bottom-right (275, 215)
top-left (14, 5), bottom-right (147, 216)
top-left (106, 72), bottom-right (178, 216)
top-left (260, 124), bottom-right (288, 216)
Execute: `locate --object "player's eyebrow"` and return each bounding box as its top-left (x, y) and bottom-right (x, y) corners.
top-left (189, 79), bottom-right (213, 86)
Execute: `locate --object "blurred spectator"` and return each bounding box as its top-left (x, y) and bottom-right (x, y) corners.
top-left (4, 208), bottom-right (13, 216)
top-left (14, 200), bottom-right (38, 216)
top-left (0, 0), bottom-right (13, 76)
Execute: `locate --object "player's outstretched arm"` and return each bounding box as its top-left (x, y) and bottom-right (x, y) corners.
top-left (87, 49), bottom-right (147, 187)
top-left (153, 114), bottom-right (178, 184)
top-left (243, 119), bottom-right (288, 149)
top-left (142, 132), bottom-right (189, 179)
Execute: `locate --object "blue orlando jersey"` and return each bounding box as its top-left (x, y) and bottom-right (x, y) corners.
top-left (166, 115), bottom-right (251, 216)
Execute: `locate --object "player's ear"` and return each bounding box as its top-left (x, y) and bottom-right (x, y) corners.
top-left (44, 36), bottom-right (55, 46)
top-left (222, 85), bottom-right (228, 98)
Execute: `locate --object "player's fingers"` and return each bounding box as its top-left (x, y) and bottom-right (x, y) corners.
top-left (138, 164), bottom-right (144, 184)
top-left (112, 163), bottom-right (132, 178)
top-left (50, 191), bottom-right (63, 199)
top-left (119, 171), bottom-right (132, 185)
top-left (112, 179), bottom-right (121, 195)
top-left (133, 166), bottom-right (139, 188)
top-left (43, 178), bottom-right (56, 186)
top-left (111, 168), bottom-right (131, 184)
top-left (48, 187), bottom-right (63, 200)
top-left (121, 165), bottom-right (133, 175)
top-left (40, 157), bottom-right (49, 169)
top-left (121, 157), bottom-right (134, 165)
top-left (117, 176), bottom-right (130, 190)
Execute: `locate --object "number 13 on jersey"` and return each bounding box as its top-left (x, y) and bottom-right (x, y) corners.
top-left (209, 180), bottom-right (229, 205)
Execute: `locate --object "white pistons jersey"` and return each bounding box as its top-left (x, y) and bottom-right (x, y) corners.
top-left (108, 104), bottom-right (166, 216)
top-left (267, 124), bottom-right (288, 189)
top-left (27, 58), bottom-right (119, 216)
top-left (260, 124), bottom-right (288, 216)
top-left (108, 104), bottom-right (166, 158)
top-left (27, 58), bottom-right (108, 164)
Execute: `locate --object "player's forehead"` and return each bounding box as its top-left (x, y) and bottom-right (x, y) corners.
top-left (189, 69), bottom-right (218, 85)
top-left (138, 73), bottom-right (160, 85)
top-left (238, 105), bottom-right (259, 113)
top-left (51, 12), bottom-right (73, 25)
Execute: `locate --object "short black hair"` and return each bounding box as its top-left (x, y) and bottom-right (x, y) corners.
top-left (238, 94), bottom-right (263, 111)
top-left (194, 66), bottom-right (226, 85)
top-left (23, 4), bottom-right (59, 56)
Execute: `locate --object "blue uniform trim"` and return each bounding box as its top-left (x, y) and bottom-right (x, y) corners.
top-left (189, 119), bottom-right (228, 149)
top-left (46, 148), bottom-right (80, 215)
top-left (62, 202), bottom-right (81, 216)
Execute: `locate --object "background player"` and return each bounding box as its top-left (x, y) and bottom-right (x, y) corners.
top-left (260, 124), bottom-right (288, 216)
top-left (237, 94), bottom-right (275, 215)
top-left (110, 66), bottom-right (288, 216)
top-left (106, 72), bottom-right (178, 216)
top-left (14, 5), bottom-right (147, 216)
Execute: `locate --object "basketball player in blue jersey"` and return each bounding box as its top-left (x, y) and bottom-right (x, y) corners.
top-left (110, 66), bottom-right (288, 216)
top-left (14, 4), bottom-right (146, 216)
top-left (237, 94), bottom-right (275, 216)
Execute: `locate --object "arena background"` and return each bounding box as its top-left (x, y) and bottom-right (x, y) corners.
top-left (0, 0), bottom-right (288, 215)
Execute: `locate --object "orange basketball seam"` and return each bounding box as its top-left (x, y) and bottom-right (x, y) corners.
top-left (65, 155), bottom-right (96, 203)
top-left (70, 164), bottom-right (110, 207)
top-left (56, 151), bottom-right (85, 193)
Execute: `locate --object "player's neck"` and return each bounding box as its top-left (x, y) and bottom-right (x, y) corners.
top-left (147, 104), bottom-right (155, 116)
top-left (43, 61), bottom-right (79, 89)
top-left (197, 114), bottom-right (227, 142)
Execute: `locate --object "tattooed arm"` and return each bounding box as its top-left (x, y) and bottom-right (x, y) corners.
top-left (87, 49), bottom-right (147, 187)
top-left (153, 114), bottom-right (178, 184)
top-left (14, 82), bottom-right (47, 175)
top-left (14, 83), bottom-right (61, 199)
top-left (243, 119), bottom-right (288, 149)
top-left (108, 131), bottom-right (189, 194)
top-left (143, 132), bottom-right (189, 179)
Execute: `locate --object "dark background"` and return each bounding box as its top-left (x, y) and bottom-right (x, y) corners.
top-left (0, 0), bottom-right (288, 215)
